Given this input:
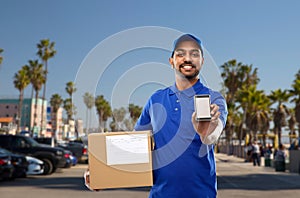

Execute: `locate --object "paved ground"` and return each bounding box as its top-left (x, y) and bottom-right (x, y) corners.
top-left (1, 153), bottom-right (299, 198)
top-left (215, 153), bottom-right (300, 198)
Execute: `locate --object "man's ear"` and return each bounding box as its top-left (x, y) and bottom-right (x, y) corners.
top-left (169, 57), bottom-right (174, 68)
top-left (200, 57), bottom-right (204, 66)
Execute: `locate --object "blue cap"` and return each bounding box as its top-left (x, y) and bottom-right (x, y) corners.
top-left (171, 34), bottom-right (203, 57)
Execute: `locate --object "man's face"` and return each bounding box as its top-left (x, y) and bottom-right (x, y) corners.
top-left (169, 40), bottom-right (204, 80)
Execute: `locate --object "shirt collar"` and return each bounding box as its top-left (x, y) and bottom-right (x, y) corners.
top-left (169, 79), bottom-right (204, 97)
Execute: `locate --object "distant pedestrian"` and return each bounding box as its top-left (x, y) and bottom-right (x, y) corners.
top-left (275, 144), bottom-right (286, 162)
top-left (252, 141), bottom-right (260, 166)
top-left (245, 143), bottom-right (253, 162)
top-left (274, 144), bottom-right (286, 171)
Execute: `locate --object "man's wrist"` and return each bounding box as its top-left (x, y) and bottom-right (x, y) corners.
top-left (199, 119), bottom-right (223, 145)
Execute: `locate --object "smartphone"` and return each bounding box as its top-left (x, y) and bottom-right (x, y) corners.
top-left (194, 94), bottom-right (211, 121)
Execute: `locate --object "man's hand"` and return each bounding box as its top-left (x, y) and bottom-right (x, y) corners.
top-left (84, 169), bottom-right (100, 191)
top-left (84, 169), bottom-right (92, 190)
top-left (192, 104), bottom-right (220, 143)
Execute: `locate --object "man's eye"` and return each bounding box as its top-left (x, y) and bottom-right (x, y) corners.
top-left (191, 53), bottom-right (200, 57)
top-left (177, 53), bottom-right (185, 57)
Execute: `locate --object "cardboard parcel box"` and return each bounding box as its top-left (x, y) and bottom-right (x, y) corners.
top-left (88, 131), bottom-right (153, 190)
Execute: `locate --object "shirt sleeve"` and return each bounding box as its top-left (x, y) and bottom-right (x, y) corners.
top-left (202, 90), bottom-right (228, 145)
top-left (201, 118), bottom-right (223, 145)
top-left (210, 91), bottom-right (228, 127)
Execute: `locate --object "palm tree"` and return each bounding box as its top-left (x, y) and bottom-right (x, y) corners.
top-left (112, 107), bottom-right (127, 131)
top-left (28, 60), bottom-right (46, 136)
top-left (128, 103), bottom-right (142, 124)
top-left (110, 118), bottom-right (117, 132)
top-left (63, 98), bottom-right (75, 138)
top-left (66, 81), bottom-right (76, 102)
top-left (63, 98), bottom-right (73, 121)
top-left (102, 107), bottom-right (111, 132)
top-left (288, 109), bottom-right (297, 144)
top-left (65, 81), bottom-right (77, 120)
top-left (126, 104), bottom-right (142, 130)
top-left (268, 89), bottom-right (291, 146)
top-left (236, 86), bottom-right (252, 143)
top-left (220, 60), bottom-right (260, 146)
top-left (247, 90), bottom-right (271, 145)
top-left (124, 118), bottom-right (133, 131)
top-left (13, 66), bottom-right (30, 133)
top-left (37, 39), bottom-right (56, 135)
top-left (83, 92), bottom-right (94, 134)
top-left (237, 85), bottom-right (271, 144)
top-left (95, 95), bottom-right (111, 132)
top-left (290, 70), bottom-right (300, 138)
top-left (0, 48), bottom-right (3, 66)
top-left (224, 103), bottom-right (242, 149)
top-left (50, 94), bottom-right (63, 138)
top-left (220, 59), bottom-right (259, 104)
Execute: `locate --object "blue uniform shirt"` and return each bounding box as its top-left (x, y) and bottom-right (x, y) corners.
top-left (134, 79), bottom-right (227, 198)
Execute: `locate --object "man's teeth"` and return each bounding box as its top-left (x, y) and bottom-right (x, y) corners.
top-left (182, 65), bottom-right (192, 69)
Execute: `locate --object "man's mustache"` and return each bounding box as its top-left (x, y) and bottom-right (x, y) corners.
top-left (179, 61), bottom-right (196, 68)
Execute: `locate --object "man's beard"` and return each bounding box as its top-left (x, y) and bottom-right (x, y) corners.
top-left (181, 69), bottom-right (199, 80)
top-left (178, 64), bottom-right (199, 80)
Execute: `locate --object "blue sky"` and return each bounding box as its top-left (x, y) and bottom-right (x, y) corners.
top-left (0, 0), bottom-right (299, 127)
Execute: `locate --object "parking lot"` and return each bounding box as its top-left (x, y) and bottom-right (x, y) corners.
top-left (1, 153), bottom-right (300, 198)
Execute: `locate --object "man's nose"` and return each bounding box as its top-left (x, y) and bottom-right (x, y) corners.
top-left (183, 53), bottom-right (192, 61)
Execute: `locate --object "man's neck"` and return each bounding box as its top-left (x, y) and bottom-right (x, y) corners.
top-left (175, 77), bottom-right (199, 91)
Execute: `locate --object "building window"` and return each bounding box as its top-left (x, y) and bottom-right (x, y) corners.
top-left (15, 105), bottom-right (18, 109)
top-left (6, 105), bottom-right (9, 109)
top-left (6, 114), bottom-right (9, 117)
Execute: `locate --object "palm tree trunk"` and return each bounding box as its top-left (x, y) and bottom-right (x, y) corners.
top-left (89, 108), bottom-right (92, 130)
top-left (278, 127), bottom-right (282, 145)
top-left (17, 91), bottom-right (24, 134)
top-left (104, 120), bottom-right (107, 132)
top-left (40, 61), bottom-right (48, 134)
top-left (39, 98), bottom-right (45, 134)
top-left (31, 86), bottom-right (34, 98)
top-left (99, 111), bottom-right (104, 132)
top-left (85, 107), bottom-right (88, 134)
top-left (51, 110), bottom-right (57, 139)
top-left (239, 104), bottom-right (248, 145)
top-left (33, 91), bottom-right (39, 136)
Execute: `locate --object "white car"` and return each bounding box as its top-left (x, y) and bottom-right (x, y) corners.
top-left (25, 156), bottom-right (44, 175)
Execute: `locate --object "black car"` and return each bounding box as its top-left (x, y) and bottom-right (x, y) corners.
top-left (34, 137), bottom-right (88, 164)
top-left (0, 135), bottom-right (66, 175)
top-left (0, 153), bottom-right (14, 180)
top-left (0, 148), bottom-right (28, 178)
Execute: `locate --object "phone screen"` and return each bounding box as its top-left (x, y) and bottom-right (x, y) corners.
top-left (194, 95), bottom-right (211, 121)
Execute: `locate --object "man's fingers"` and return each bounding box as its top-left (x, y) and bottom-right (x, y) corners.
top-left (84, 170), bottom-right (92, 190)
top-left (210, 104), bottom-right (219, 116)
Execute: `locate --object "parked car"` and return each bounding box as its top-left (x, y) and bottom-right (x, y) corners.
top-left (25, 156), bottom-right (44, 175)
top-left (0, 148), bottom-right (28, 178)
top-left (0, 135), bottom-right (66, 175)
top-left (0, 153), bottom-right (14, 180)
top-left (34, 137), bottom-right (88, 164)
top-left (58, 141), bottom-right (88, 163)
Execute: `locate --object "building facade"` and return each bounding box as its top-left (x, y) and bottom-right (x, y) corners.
top-left (0, 98), bottom-right (47, 136)
top-left (1, 98), bottom-right (83, 140)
